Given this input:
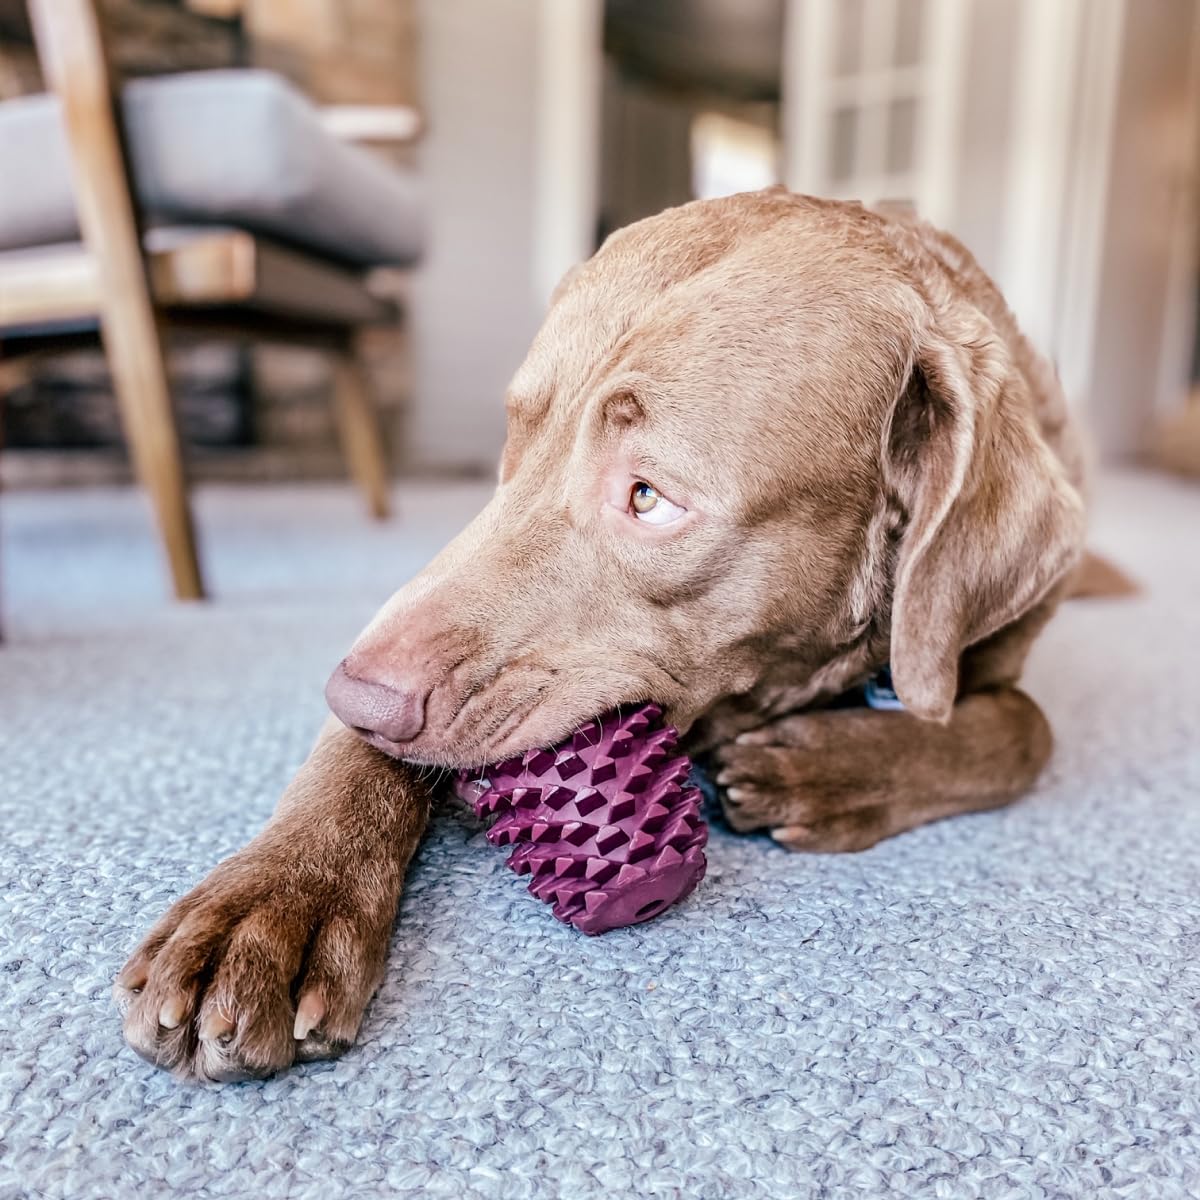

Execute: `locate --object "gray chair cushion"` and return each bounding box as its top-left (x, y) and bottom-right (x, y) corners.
top-left (0, 70), bottom-right (424, 267)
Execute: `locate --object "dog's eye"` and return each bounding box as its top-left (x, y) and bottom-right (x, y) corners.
top-left (629, 482), bottom-right (685, 526)
top-left (630, 482), bottom-right (659, 513)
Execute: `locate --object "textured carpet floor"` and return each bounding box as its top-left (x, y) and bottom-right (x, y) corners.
top-left (1, 472), bottom-right (1198, 1199)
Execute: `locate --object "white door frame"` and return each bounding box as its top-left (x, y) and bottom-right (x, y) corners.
top-left (782, 0), bottom-right (1138, 418)
top-left (1046, 0), bottom-right (1126, 414)
top-left (780, 0), bottom-right (969, 225)
top-left (1153, 1), bottom-right (1200, 422)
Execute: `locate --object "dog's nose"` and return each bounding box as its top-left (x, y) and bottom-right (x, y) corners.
top-left (325, 661), bottom-right (428, 746)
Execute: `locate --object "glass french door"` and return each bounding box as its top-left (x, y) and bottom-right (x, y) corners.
top-left (782, 0), bottom-right (968, 228)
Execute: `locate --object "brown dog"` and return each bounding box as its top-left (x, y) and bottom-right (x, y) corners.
top-left (114, 189), bottom-right (1087, 1080)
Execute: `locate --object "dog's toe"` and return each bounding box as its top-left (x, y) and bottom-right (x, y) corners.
top-left (115, 851), bottom-right (388, 1082)
top-left (771, 805), bottom-right (892, 853)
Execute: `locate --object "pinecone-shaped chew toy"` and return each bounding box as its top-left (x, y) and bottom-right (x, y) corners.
top-left (455, 704), bottom-right (707, 935)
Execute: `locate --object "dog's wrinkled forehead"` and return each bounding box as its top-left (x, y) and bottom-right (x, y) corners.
top-left (501, 236), bottom-right (724, 424)
top-left (508, 191), bottom-right (797, 420)
top-left (504, 191), bottom-right (915, 497)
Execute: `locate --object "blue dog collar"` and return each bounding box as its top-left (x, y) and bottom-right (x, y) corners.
top-left (865, 666), bottom-right (905, 711)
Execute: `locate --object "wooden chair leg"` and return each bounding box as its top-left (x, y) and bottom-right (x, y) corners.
top-left (104, 315), bottom-right (204, 600)
top-left (1, 352), bottom-right (43, 639)
top-left (30, 0), bottom-right (204, 601)
top-left (331, 351), bottom-right (391, 520)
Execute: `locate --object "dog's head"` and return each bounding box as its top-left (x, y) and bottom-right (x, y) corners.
top-left (327, 191), bottom-right (1083, 767)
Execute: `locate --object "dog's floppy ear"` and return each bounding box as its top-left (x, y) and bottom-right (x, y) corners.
top-left (884, 307), bottom-right (1085, 721)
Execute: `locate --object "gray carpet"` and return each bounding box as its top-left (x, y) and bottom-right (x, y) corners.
top-left (1, 472), bottom-right (1198, 1199)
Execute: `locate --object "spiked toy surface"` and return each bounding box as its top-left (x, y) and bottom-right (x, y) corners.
top-left (455, 704), bottom-right (708, 934)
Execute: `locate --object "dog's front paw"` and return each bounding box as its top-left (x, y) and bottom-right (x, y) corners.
top-left (713, 714), bottom-right (835, 832)
top-left (713, 711), bottom-right (895, 851)
top-left (114, 839), bottom-right (393, 1082)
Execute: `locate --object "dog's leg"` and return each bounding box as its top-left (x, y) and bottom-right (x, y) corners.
top-left (713, 590), bottom-right (1066, 851)
top-left (113, 719), bottom-right (430, 1081)
top-left (713, 686), bottom-right (1052, 852)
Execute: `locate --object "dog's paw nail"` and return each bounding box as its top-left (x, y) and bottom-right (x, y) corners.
top-left (117, 961), bottom-right (148, 992)
top-left (158, 995), bottom-right (187, 1030)
top-left (725, 787), bottom-right (746, 803)
top-left (294, 992), bottom-right (326, 1041)
top-left (771, 824), bottom-right (811, 844)
top-left (199, 1009), bottom-right (236, 1043)
top-left (736, 732), bottom-right (764, 745)
top-left (715, 771), bottom-right (732, 786)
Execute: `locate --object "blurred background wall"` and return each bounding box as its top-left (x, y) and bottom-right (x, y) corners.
top-left (313, 0), bottom-right (1200, 477)
top-left (406, 0), bottom-right (542, 472)
top-left (3, 0), bottom-right (1199, 485)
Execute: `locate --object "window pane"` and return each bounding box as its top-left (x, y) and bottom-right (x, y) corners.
top-left (691, 112), bottom-right (781, 200)
top-left (886, 96), bottom-right (918, 173)
top-left (830, 105), bottom-right (860, 183)
top-left (895, 0), bottom-right (924, 67)
top-left (836, 0), bottom-right (866, 75)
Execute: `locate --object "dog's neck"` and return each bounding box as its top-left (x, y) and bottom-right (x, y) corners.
top-left (683, 626), bottom-right (888, 754)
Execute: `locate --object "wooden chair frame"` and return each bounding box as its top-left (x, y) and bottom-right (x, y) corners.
top-left (2, 0), bottom-right (399, 600)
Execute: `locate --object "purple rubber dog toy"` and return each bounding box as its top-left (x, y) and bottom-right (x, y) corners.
top-left (455, 704), bottom-right (707, 934)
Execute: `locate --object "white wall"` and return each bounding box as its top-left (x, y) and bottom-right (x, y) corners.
top-left (407, 0), bottom-right (545, 473)
top-left (951, 0), bottom-right (1017, 279)
top-left (406, 0), bottom-right (1200, 469)
top-left (1089, 0), bottom-right (1200, 457)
